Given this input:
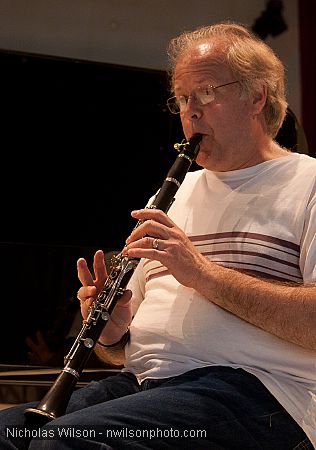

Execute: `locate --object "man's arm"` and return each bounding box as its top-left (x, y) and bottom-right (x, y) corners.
top-left (94, 342), bottom-right (126, 367)
top-left (196, 260), bottom-right (316, 350)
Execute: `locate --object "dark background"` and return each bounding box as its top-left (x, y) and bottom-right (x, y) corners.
top-left (0, 49), bottom-right (184, 365)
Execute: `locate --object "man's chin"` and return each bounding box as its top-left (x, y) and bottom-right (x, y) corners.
top-left (196, 149), bottom-right (211, 167)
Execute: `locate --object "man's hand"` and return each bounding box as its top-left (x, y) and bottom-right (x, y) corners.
top-left (77, 250), bottom-right (133, 346)
top-left (125, 209), bottom-right (206, 290)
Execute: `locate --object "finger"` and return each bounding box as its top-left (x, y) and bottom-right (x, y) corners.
top-left (79, 296), bottom-right (94, 307)
top-left (77, 286), bottom-right (97, 301)
top-left (126, 243), bottom-right (165, 261)
top-left (77, 257), bottom-right (95, 287)
top-left (115, 289), bottom-right (133, 307)
top-left (93, 250), bottom-right (107, 289)
top-left (131, 208), bottom-right (173, 226)
top-left (128, 236), bottom-right (165, 251)
top-left (127, 220), bottom-right (171, 245)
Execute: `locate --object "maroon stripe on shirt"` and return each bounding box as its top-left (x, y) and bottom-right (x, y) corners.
top-left (189, 232), bottom-right (300, 253)
top-left (202, 249), bottom-right (300, 270)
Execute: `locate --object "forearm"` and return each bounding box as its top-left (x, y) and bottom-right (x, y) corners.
top-left (195, 260), bottom-right (316, 350)
top-left (94, 344), bottom-right (125, 367)
top-left (93, 327), bottom-right (130, 366)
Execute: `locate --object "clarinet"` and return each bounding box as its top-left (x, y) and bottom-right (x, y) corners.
top-left (24, 133), bottom-right (202, 424)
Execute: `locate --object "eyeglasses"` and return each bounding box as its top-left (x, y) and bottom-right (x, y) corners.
top-left (166, 81), bottom-right (239, 114)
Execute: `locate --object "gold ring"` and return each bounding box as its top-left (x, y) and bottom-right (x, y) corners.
top-left (152, 238), bottom-right (159, 250)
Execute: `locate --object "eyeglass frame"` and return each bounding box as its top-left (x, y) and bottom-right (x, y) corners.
top-left (166, 80), bottom-right (239, 114)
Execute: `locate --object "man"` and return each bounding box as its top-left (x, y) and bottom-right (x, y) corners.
top-left (1, 21), bottom-right (315, 450)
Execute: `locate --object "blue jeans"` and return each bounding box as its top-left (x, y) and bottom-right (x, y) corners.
top-left (0, 366), bottom-right (312, 449)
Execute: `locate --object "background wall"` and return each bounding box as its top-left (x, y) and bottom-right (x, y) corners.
top-left (0, 0), bottom-right (301, 117)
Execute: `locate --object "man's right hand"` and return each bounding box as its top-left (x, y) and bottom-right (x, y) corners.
top-left (77, 250), bottom-right (133, 346)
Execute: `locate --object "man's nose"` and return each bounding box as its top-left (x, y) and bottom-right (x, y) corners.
top-left (184, 96), bottom-right (203, 120)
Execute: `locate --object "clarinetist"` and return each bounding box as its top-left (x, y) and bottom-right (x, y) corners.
top-left (1, 21), bottom-right (315, 450)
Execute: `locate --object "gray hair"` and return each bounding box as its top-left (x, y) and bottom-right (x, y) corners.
top-left (167, 22), bottom-right (288, 137)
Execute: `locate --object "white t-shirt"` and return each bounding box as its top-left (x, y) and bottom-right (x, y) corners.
top-left (125, 153), bottom-right (316, 445)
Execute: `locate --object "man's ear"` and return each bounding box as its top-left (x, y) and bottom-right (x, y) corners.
top-left (252, 83), bottom-right (267, 114)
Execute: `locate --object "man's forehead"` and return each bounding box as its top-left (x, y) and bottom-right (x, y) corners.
top-left (177, 40), bottom-right (226, 67)
top-left (174, 42), bottom-right (228, 81)
top-left (195, 41), bottom-right (214, 56)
